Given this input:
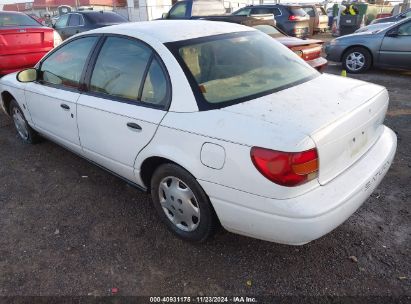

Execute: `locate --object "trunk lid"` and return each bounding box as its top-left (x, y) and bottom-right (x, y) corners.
top-left (221, 73), bottom-right (388, 185)
top-left (0, 26), bottom-right (53, 56)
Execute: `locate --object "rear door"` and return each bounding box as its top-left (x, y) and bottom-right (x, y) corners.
top-left (379, 21), bottom-right (411, 69)
top-left (77, 36), bottom-right (170, 181)
top-left (25, 36), bottom-right (99, 154)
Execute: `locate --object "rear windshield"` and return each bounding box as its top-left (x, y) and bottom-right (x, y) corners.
top-left (0, 13), bottom-right (41, 27)
top-left (288, 7), bottom-right (308, 17)
top-left (167, 31), bottom-right (318, 109)
top-left (86, 12), bottom-right (127, 24)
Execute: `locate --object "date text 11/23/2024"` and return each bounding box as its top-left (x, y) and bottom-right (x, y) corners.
top-left (150, 296), bottom-right (258, 303)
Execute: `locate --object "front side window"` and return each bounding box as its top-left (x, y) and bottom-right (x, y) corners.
top-left (167, 31), bottom-right (318, 108)
top-left (397, 21), bottom-right (411, 36)
top-left (169, 2), bottom-right (188, 19)
top-left (90, 37), bottom-right (152, 101)
top-left (40, 36), bottom-right (98, 88)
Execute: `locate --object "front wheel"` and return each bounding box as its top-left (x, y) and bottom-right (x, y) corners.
top-left (342, 47), bottom-right (372, 74)
top-left (151, 163), bottom-right (219, 242)
top-left (10, 99), bottom-right (40, 144)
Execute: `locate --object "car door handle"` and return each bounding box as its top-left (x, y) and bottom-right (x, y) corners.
top-left (60, 104), bottom-right (70, 110)
top-left (127, 122), bottom-right (142, 131)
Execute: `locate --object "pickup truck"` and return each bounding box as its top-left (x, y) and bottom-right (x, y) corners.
top-left (161, 0), bottom-right (276, 27)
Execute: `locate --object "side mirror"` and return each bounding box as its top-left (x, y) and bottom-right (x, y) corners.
top-left (386, 29), bottom-right (398, 37)
top-left (16, 68), bottom-right (38, 83)
top-left (162, 12), bottom-right (168, 19)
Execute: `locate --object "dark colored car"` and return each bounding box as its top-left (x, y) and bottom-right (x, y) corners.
top-left (0, 11), bottom-right (60, 76)
top-left (53, 11), bottom-right (128, 40)
top-left (161, 0), bottom-right (276, 26)
top-left (371, 8), bottom-right (411, 25)
top-left (232, 4), bottom-right (310, 38)
top-left (254, 24), bottom-right (327, 71)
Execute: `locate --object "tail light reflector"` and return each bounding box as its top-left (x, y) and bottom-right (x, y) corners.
top-left (250, 147), bottom-right (319, 187)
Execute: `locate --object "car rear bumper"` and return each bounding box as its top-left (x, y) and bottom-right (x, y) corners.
top-left (0, 52), bottom-right (47, 75)
top-left (306, 56), bottom-right (328, 71)
top-left (199, 126), bottom-right (396, 245)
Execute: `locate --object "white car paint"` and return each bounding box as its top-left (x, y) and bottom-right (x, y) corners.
top-left (0, 20), bottom-right (397, 245)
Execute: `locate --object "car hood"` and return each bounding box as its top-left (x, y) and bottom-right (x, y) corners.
top-left (275, 36), bottom-right (323, 47)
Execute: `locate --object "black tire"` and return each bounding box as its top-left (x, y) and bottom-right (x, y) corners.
top-left (151, 163), bottom-right (219, 242)
top-left (9, 99), bottom-right (40, 144)
top-left (342, 47), bottom-right (372, 74)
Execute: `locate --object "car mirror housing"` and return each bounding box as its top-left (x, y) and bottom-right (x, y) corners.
top-left (16, 68), bottom-right (38, 83)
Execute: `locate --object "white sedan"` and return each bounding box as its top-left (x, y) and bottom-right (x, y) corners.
top-left (0, 21), bottom-right (397, 245)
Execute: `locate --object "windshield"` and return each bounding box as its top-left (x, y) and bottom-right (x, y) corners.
top-left (167, 31), bottom-right (318, 109)
top-left (0, 13), bottom-right (41, 27)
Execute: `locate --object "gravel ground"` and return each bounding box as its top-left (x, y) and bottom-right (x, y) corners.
top-left (0, 60), bottom-right (410, 298)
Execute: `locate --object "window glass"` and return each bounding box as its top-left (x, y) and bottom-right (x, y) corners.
top-left (55, 14), bottom-right (69, 28)
top-left (174, 32), bottom-right (317, 105)
top-left (405, 11), bottom-right (411, 18)
top-left (289, 7), bottom-right (308, 17)
top-left (233, 8), bottom-right (251, 16)
top-left (398, 22), bottom-right (411, 36)
top-left (90, 37), bottom-right (152, 101)
top-left (303, 7), bottom-right (315, 17)
top-left (40, 36), bottom-right (97, 87)
top-left (86, 12), bottom-right (127, 23)
top-left (141, 58), bottom-right (168, 106)
top-left (169, 2), bottom-right (188, 19)
top-left (192, 1), bottom-right (226, 16)
top-left (0, 13), bottom-right (40, 26)
top-left (68, 14), bottom-right (81, 26)
top-left (253, 25), bottom-right (284, 38)
top-left (251, 8), bottom-right (272, 15)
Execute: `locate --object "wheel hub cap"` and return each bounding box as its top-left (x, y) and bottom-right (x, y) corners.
top-left (158, 176), bottom-right (200, 232)
top-left (12, 108), bottom-right (29, 140)
top-left (346, 52), bottom-right (365, 71)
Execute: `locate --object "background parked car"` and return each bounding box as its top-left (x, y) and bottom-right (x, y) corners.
top-left (0, 11), bottom-right (62, 76)
top-left (325, 17), bottom-right (411, 73)
top-left (371, 8), bottom-right (411, 24)
top-left (233, 4), bottom-right (310, 38)
top-left (53, 11), bottom-right (128, 40)
top-left (355, 22), bottom-right (394, 33)
top-left (253, 24), bottom-right (327, 71)
top-left (301, 4), bottom-right (328, 35)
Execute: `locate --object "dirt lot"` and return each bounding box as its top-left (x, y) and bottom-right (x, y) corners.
top-left (0, 63), bottom-right (410, 298)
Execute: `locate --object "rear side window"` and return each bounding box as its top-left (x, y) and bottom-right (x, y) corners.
top-left (90, 37), bottom-right (152, 101)
top-left (40, 37), bottom-right (98, 88)
top-left (86, 12), bottom-right (127, 23)
top-left (169, 1), bottom-right (188, 19)
top-left (192, 1), bottom-right (226, 16)
top-left (0, 13), bottom-right (40, 26)
top-left (141, 58), bottom-right (168, 106)
top-left (68, 14), bottom-right (83, 26)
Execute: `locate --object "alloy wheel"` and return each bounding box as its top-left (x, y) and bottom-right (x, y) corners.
top-left (345, 52), bottom-right (365, 72)
top-left (12, 107), bottom-right (29, 141)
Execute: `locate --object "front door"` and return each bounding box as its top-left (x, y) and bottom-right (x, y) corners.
top-left (77, 36), bottom-right (170, 182)
top-left (25, 36), bottom-right (99, 153)
top-left (379, 20), bottom-right (411, 69)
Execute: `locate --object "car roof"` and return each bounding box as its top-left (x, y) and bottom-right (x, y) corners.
top-left (85, 20), bottom-right (253, 43)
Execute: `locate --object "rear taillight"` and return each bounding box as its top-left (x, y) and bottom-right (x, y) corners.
top-left (293, 50), bottom-right (303, 57)
top-left (250, 147), bottom-right (319, 187)
top-left (288, 15), bottom-right (301, 21)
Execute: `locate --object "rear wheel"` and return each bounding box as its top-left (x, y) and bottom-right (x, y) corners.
top-left (10, 99), bottom-right (40, 144)
top-left (151, 163), bottom-right (219, 242)
top-left (342, 47), bottom-right (372, 74)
